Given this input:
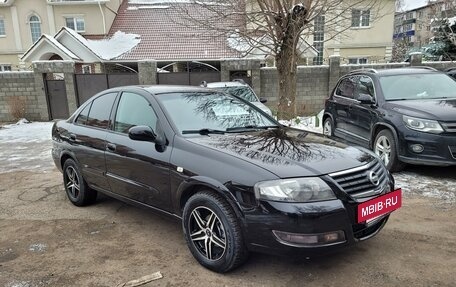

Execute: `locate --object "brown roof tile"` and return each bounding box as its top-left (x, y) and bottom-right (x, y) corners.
top-left (109, 1), bottom-right (243, 60)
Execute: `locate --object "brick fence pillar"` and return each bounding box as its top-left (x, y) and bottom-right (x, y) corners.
top-left (220, 59), bottom-right (262, 97)
top-left (409, 52), bottom-right (423, 66)
top-left (328, 55), bottom-right (341, 94)
top-left (138, 60), bottom-right (157, 85)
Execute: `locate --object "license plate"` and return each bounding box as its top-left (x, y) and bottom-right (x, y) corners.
top-left (357, 189), bottom-right (402, 223)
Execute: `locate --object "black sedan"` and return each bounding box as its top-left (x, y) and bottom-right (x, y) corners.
top-left (52, 86), bottom-right (398, 272)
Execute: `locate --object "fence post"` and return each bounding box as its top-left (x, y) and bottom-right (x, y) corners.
top-left (62, 62), bottom-right (77, 113)
top-left (32, 63), bottom-right (51, 121)
top-left (138, 60), bottom-right (157, 85)
top-left (409, 52), bottom-right (423, 66)
top-left (328, 55), bottom-right (341, 94)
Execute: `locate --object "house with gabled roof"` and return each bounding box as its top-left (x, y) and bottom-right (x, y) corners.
top-left (0, 0), bottom-right (122, 71)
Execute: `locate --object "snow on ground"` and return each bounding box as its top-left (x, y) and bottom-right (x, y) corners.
top-left (0, 120), bottom-right (54, 173)
top-left (279, 110), bottom-right (324, 134)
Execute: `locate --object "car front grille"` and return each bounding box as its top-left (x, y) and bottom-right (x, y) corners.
top-left (441, 121), bottom-right (456, 133)
top-left (328, 160), bottom-right (389, 199)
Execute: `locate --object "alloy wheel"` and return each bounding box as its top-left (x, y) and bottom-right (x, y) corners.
top-left (323, 120), bottom-right (332, 136)
top-left (374, 135), bottom-right (391, 166)
top-left (65, 166), bottom-right (80, 200)
top-left (188, 206), bottom-right (226, 261)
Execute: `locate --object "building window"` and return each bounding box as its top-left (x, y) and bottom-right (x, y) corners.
top-left (313, 15), bottom-right (325, 65)
top-left (348, 58), bottom-right (368, 65)
top-left (0, 64), bottom-right (12, 72)
top-left (352, 9), bottom-right (370, 27)
top-left (404, 23), bottom-right (413, 31)
top-left (82, 64), bottom-right (92, 74)
top-left (0, 18), bottom-right (5, 36)
top-left (29, 15), bottom-right (41, 43)
top-left (65, 17), bottom-right (85, 32)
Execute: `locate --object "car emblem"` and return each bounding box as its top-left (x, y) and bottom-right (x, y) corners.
top-left (368, 171), bottom-right (380, 186)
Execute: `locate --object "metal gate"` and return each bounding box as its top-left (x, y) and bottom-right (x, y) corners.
top-left (45, 79), bottom-right (69, 120)
top-left (75, 73), bottom-right (139, 105)
top-left (157, 71), bottom-right (221, 86)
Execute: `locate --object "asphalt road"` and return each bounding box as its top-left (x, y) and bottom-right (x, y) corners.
top-left (0, 165), bottom-right (455, 287)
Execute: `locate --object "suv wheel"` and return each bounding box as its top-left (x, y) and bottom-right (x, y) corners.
top-left (63, 159), bottom-right (97, 206)
top-left (373, 130), bottom-right (405, 172)
top-left (323, 117), bottom-right (334, 137)
top-left (182, 191), bottom-right (248, 273)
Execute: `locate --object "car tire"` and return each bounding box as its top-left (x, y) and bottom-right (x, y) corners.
top-left (373, 130), bottom-right (405, 172)
top-left (62, 159), bottom-right (97, 206)
top-left (182, 191), bottom-right (248, 273)
top-left (323, 117), bottom-right (334, 137)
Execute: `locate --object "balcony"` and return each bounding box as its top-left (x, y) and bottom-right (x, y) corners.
top-left (47, 0), bottom-right (109, 5)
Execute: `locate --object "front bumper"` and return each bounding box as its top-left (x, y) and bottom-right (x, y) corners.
top-left (243, 197), bottom-right (390, 257)
top-left (397, 126), bottom-right (456, 166)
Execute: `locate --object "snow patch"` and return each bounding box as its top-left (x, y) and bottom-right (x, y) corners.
top-left (279, 110), bottom-right (324, 134)
top-left (28, 243), bottom-right (47, 252)
top-left (0, 122), bottom-right (54, 173)
top-left (394, 172), bottom-right (456, 203)
top-left (65, 28), bottom-right (140, 60)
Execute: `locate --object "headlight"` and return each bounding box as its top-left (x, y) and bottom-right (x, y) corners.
top-left (254, 177), bottom-right (336, 203)
top-left (402, 115), bottom-right (443, 134)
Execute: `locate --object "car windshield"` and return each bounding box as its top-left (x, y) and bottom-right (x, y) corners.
top-left (379, 73), bottom-right (456, 101)
top-left (157, 92), bottom-right (277, 134)
top-left (215, 86), bottom-right (258, 102)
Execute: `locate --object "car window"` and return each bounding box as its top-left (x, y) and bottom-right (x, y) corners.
top-left (86, 93), bottom-right (117, 129)
top-left (336, 76), bottom-right (358, 99)
top-left (114, 92), bottom-right (158, 134)
top-left (75, 102), bottom-right (92, 125)
top-left (379, 73), bottom-right (456, 101)
top-left (217, 86), bottom-right (258, 102)
top-left (358, 76), bottom-right (375, 100)
top-left (157, 92), bottom-right (277, 133)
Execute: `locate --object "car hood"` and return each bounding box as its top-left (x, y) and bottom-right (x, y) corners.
top-left (186, 128), bottom-right (376, 178)
top-left (385, 98), bottom-right (456, 121)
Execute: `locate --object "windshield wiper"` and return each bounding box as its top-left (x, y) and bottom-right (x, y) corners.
top-left (182, 128), bottom-right (226, 135)
top-left (226, 125), bottom-right (279, 132)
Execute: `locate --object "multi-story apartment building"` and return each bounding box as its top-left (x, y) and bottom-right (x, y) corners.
top-left (0, 0), bottom-right (122, 71)
top-left (393, 4), bottom-right (434, 47)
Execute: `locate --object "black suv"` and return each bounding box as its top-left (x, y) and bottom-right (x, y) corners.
top-left (323, 67), bottom-right (456, 171)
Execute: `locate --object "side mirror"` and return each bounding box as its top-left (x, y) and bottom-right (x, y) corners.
top-left (357, 94), bottom-right (375, 105)
top-left (259, 97), bottom-right (268, 104)
top-left (128, 125), bottom-right (158, 142)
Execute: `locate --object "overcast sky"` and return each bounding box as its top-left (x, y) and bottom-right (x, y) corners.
top-left (403, 0), bottom-right (429, 10)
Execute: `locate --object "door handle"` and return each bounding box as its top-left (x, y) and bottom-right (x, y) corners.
top-left (106, 143), bottom-right (116, 151)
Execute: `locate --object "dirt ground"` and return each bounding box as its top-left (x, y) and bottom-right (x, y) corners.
top-left (0, 167), bottom-right (455, 287)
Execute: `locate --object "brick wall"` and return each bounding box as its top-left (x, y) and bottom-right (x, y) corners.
top-left (0, 72), bottom-right (44, 122)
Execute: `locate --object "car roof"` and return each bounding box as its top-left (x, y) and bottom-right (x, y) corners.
top-left (104, 85), bottom-right (215, 95)
top-left (206, 82), bottom-right (248, 88)
top-left (349, 67), bottom-right (444, 77)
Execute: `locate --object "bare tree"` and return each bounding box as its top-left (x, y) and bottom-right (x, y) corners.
top-left (169, 0), bottom-right (389, 119)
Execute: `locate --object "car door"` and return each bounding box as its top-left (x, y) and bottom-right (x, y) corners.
top-left (347, 76), bottom-right (377, 142)
top-left (333, 76), bottom-right (359, 133)
top-left (70, 92), bottom-right (117, 192)
top-left (104, 91), bottom-right (173, 211)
